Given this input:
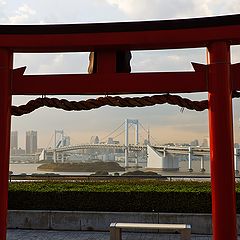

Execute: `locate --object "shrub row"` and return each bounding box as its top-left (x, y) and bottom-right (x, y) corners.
top-left (8, 180), bottom-right (212, 193)
top-left (7, 181), bottom-right (240, 213)
top-left (8, 191), bottom-right (212, 213)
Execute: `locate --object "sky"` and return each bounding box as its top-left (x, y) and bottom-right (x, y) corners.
top-left (2, 0), bottom-right (240, 148)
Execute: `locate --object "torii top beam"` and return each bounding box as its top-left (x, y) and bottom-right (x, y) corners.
top-left (2, 14), bottom-right (240, 95)
top-left (0, 14), bottom-right (240, 52)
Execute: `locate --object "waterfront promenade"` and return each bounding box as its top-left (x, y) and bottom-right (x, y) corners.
top-left (7, 229), bottom-right (213, 240)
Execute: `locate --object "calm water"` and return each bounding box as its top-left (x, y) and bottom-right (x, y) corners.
top-left (9, 160), bottom-right (211, 176)
top-left (9, 163), bottom-right (96, 176)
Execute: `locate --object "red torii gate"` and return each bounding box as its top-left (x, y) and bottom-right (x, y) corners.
top-left (1, 14), bottom-right (240, 240)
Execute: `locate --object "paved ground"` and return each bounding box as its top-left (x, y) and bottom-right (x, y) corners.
top-left (7, 229), bottom-right (213, 240)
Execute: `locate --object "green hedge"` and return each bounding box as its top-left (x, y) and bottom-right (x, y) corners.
top-left (7, 180), bottom-right (240, 213)
top-left (8, 180), bottom-right (212, 193)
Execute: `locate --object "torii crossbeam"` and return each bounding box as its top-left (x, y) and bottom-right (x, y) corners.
top-left (1, 14), bottom-right (240, 240)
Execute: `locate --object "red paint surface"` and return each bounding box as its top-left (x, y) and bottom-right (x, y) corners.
top-left (208, 42), bottom-right (237, 240)
top-left (0, 25), bottom-right (240, 52)
top-left (12, 67), bottom-right (207, 95)
top-left (0, 49), bottom-right (12, 240)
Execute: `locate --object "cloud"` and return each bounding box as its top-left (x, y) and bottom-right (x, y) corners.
top-left (131, 48), bottom-right (206, 72)
top-left (14, 52), bottom-right (89, 75)
top-left (106, 0), bottom-right (214, 20)
top-left (0, 0), bottom-right (7, 21)
top-left (106, 0), bottom-right (240, 20)
top-left (8, 4), bottom-right (36, 24)
top-left (223, 0), bottom-right (240, 14)
top-left (16, 0), bottom-right (125, 24)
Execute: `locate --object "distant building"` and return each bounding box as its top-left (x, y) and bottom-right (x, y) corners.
top-left (235, 143), bottom-right (240, 148)
top-left (26, 131), bottom-right (38, 154)
top-left (14, 148), bottom-right (25, 155)
top-left (107, 137), bottom-right (114, 144)
top-left (63, 136), bottom-right (70, 146)
top-left (10, 131), bottom-right (18, 151)
top-left (143, 139), bottom-right (149, 145)
top-left (190, 139), bottom-right (199, 146)
top-left (164, 143), bottom-right (175, 147)
top-left (201, 138), bottom-right (209, 147)
top-left (90, 136), bottom-right (99, 144)
top-left (54, 130), bottom-right (70, 148)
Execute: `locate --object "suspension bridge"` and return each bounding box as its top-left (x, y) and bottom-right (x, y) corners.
top-left (40, 119), bottom-right (240, 172)
top-left (41, 119), bottom-right (151, 168)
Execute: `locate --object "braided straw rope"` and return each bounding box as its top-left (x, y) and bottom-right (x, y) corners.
top-left (12, 94), bottom-right (209, 116)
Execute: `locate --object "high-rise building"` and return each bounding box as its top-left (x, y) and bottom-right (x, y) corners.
top-left (201, 138), bottom-right (209, 147)
top-left (143, 139), bottom-right (149, 145)
top-left (90, 136), bottom-right (99, 144)
top-left (107, 137), bottom-right (114, 144)
top-left (190, 139), bottom-right (199, 146)
top-left (26, 131), bottom-right (38, 154)
top-left (10, 131), bottom-right (18, 150)
top-left (63, 136), bottom-right (70, 146)
top-left (10, 131), bottom-right (18, 155)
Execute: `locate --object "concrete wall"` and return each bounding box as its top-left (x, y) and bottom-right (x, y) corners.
top-left (7, 210), bottom-right (217, 234)
top-left (147, 145), bottom-right (179, 170)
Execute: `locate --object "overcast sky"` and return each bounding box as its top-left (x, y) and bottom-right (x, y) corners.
top-left (2, 0), bottom-right (240, 148)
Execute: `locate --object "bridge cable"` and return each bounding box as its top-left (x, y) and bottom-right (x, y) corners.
top-left (45, 133), bottom-right (54, 149)
top-left (139, 122), bottom-right (161, 145)
top-left (99, 121), bottom-right (125, 142)
top-left (111, 123), bottom-right (134, 140)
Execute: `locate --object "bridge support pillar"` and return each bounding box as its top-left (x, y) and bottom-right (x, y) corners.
top-left (207, 42), bottom-right (237, 240)
top-left (200, 156), bottom-right (205, 172)
top-left (125, 119), bottom-right (128, 168)
top-left (53, 150), bottom-right (57, 163)
top-left (234, 148), bottom-right (239, 175)
top-left (163, 147), bottom-right (166, 157)
top-left (124, 147), bottom-right (128, 168)
top-left (188, 147), bottom-right (193, 172)
top-left (0, 48), bottom-right (13, 240)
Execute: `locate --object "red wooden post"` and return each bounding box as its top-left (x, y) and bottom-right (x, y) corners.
top-left (207, 42), bottom-right (237, 240)
top-left (0, 48), bottom-right (13, 240)
top-left (96, 50), bottom-right (116, 73)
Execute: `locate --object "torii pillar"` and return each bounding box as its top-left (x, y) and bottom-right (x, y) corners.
top-left (0, 49), bottom-right (12, 239)
top-left (208, 42), bottom-right (237, 240)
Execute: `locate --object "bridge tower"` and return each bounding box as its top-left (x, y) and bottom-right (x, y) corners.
top-left (54, 130), bottom-right (64, 163)
top-left (54, 130), bottom-right (64, 148)
top-left (124, 119), bottom-right (139, 167)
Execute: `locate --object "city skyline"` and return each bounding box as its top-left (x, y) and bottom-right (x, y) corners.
top-left (11, 130), bottom-right (38, 154)
top-left (4, 1), bottom-right (240, 147)
top-left (10, 127), bottom-right (210, 150)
